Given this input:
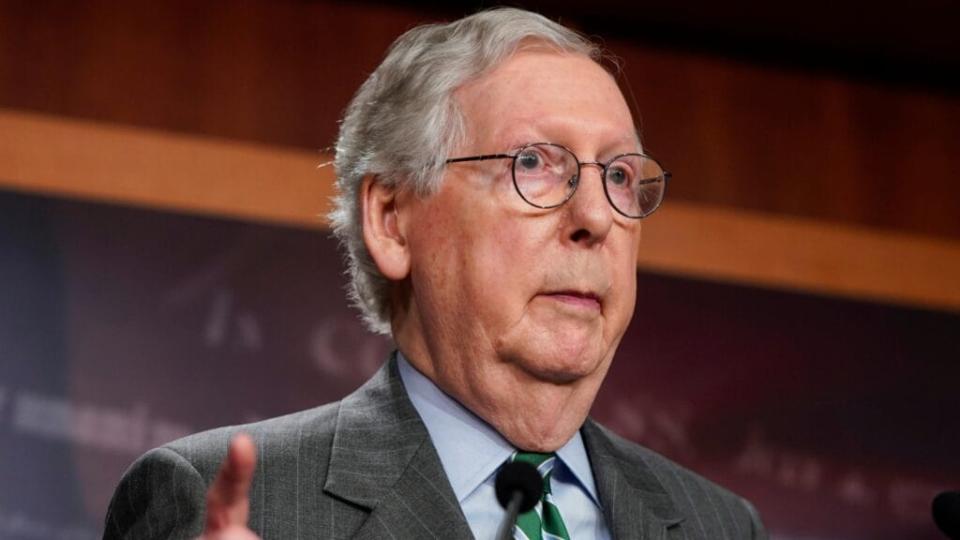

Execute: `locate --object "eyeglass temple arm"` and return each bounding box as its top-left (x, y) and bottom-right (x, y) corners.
top-left (445, 153), bottom-right (514, 164)
top-left (635, 171), bottom-right (671, 186)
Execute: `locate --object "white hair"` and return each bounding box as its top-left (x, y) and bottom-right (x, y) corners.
top-left (329, 7), bottom-right (603, 335)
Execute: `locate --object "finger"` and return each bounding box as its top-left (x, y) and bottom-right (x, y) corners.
top-left (205, 433), bottom-right (257, 531)
top-left (200, 524), bottom-right (261, 540)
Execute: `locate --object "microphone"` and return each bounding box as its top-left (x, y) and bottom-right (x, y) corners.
top-left (494, 461), bottom-right (543, 540)
top-left (934, 491), bottom-right (960, 539)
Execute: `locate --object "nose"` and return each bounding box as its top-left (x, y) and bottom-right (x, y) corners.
top-left (564, 163), bottom-right (613, 245)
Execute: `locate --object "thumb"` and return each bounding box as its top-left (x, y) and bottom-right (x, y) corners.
top-left (204, 433), bottom-right (256, 532)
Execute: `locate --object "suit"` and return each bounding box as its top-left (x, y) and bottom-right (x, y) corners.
top-left (103, 356), bottom-right (766, 539)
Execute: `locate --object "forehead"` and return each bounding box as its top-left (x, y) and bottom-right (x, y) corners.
top-left (455, 49), bottom-right (639, 152)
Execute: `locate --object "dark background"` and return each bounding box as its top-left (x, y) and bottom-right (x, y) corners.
top-left (1, 189), bottom-right (957, 539)
top-left (1, 1), bottom-right (959, 538)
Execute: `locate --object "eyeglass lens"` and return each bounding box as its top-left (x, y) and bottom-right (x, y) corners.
top-left (511, 143), bottom-right (666, 218)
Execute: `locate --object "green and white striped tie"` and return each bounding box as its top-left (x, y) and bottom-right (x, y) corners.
top-left (511, 451), bottom-right (571, 540)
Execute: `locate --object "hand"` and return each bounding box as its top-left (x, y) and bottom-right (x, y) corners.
top-left (199, 433), bottom-right (260, 540)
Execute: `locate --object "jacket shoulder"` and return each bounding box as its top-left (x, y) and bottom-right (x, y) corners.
top-left (161, 401), bottom-right (341, 484)
top-left (586, 421), bottom-right (767, 539)
top-left (103, 402), bottom-right (341, 539)
top-left (103, 446), bottom-right (208, 539)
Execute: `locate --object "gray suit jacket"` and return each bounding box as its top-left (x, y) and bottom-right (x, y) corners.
top-left (104, 356), bottom-right (766, 539)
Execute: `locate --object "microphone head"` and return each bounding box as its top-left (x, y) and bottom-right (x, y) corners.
top-left (933, 491), bottom-right (960, 539)
top-left (495, 461), bottom-right (542, 513)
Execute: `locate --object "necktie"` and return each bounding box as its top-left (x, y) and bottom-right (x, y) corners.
top-left (511, 452), bottom-right (571, 540)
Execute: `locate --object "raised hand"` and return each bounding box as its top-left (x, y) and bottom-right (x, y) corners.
top-left (199, 433), bottom-right (260, 540)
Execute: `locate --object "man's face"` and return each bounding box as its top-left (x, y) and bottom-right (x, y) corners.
top-left (393, 48), bottom-right (643, 447)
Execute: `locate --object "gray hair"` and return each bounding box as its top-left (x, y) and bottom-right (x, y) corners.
top-left (330, 7), bottom-right (603, 335)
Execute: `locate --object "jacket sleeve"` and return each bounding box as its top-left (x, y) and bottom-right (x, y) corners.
top-left (742, 496), bottom-right (768, 540)
top-left (102, 447), bottom-right (208, 540)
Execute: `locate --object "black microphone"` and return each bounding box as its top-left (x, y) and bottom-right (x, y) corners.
top-left (494, 461), bottom-right (543, 540)
top-left (934, 491), bottom-right (960, 539)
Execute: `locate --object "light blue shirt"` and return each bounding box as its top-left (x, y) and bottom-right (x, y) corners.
top-left (397, 352), bottom-right (611, 540)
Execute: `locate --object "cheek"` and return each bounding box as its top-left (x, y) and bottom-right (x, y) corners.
top-left (614, 272), bottom-right (638, 328)
top-left (405, 202), bottom-right (465, 300)
top-left (468, 227), bottom-right (530, 294)
top-left (459, 219), bottom-right (548, 323)
top-left (410, 204), bottom-right (518, 307)
top-left (609, 236), bottom-right (640, 329)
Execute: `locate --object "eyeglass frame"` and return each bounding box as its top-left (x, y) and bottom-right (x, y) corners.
top-left (444, 142), bottom-right (671, 219)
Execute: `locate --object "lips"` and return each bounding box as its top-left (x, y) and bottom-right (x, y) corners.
top-left (543, 290), bottom-right (602, 310)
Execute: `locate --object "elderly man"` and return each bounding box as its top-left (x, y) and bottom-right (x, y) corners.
top-left (104, 7), bottom-right (765, 540)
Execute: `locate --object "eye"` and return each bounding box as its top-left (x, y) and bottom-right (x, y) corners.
top-left (606, 163), bottom-right (633, 187)
top-left (517, 149), bottom-right (543, 172)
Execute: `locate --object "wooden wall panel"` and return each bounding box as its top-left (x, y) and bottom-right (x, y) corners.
top-left (1, 2), bottom-right (959, 235)
top-left (3, 108), bottom-right (959, 313)
top-left (0, 0), bottom-right (422, 148)
top-left (0, 108), bottom-right (328, 228)
top-left (614, 44), bottom-right (960, 239)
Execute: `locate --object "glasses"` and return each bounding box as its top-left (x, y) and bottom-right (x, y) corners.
top-left (445, 142), bottom-right (670, 219)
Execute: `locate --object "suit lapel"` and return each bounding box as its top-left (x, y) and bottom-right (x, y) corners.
top-left (350, 439), bottom-right (474, 539)
top-left (323, 355), bottom-right (473, 539)
top-left (322, 356), bottom-right (687, 539)
top-left (582, 420), bottom-right (683, 540)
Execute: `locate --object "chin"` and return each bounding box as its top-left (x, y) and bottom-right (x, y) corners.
top-left (508, 337), bottom-right (608, 384)
top-left (503, 401), bottom-right (593, 452)
top-left (511, 431), bottom-right (573, 453)
top-left (495, 313), bottom-right (615, 381)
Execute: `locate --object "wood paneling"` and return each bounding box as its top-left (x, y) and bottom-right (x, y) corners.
top-left (0, 0), bottom-right (422, 148)
top-left (0, 108), bottom-right (327, 227)
top-left (640, 203), bottom-right (960, 312)
top-left (3, 108), bottom-right (958, 313)
top-left (614, 45), bottom-right (960, 240)
top-left (1, 0), bottom-right (959, 239)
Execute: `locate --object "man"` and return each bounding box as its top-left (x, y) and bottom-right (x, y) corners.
top-left (104, 7), bottom-right (765, 539)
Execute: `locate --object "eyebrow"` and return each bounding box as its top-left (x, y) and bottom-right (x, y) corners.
top-left (497, 123), bottom-right (641, 156)
top-left (497, 138), bottom-right (643, 159)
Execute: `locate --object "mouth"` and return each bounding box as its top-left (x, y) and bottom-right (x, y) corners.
top-left (541, 290), bottom-right (602, 311)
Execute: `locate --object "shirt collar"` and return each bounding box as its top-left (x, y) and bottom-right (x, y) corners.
top-left (396, 351), bottom-right (601, 507)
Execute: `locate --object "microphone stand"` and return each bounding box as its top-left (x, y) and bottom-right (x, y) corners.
top-left (494, 459), bottom-right (541, 540)
top-left (495, 490), bottom-right (523, 540)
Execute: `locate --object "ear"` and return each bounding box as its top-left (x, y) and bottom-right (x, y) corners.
top-left (361, 175), bottom-right (411, 281)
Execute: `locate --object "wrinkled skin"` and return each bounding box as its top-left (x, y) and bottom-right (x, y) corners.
top-left (365, 48), bottom-right (644, 451)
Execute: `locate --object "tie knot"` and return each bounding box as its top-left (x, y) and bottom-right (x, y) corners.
top-left (511, 451), bottom-right (557, 478)
top-left (509, 451), bottom-right (571, 539)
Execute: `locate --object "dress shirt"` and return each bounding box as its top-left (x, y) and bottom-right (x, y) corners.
top-left (397, 352), bottom-right (611, 540)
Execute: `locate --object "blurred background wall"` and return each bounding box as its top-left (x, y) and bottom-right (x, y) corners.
top-left (0, 1), bottom-right (958, 539)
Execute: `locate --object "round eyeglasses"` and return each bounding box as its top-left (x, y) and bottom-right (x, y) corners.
top-left (445, 142), bottom-right (670, 219)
